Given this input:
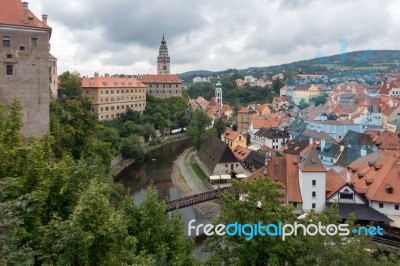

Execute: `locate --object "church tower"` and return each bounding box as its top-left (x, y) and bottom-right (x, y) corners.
top-left (157, 34), bottom-right (170, 75)
top-left (215, 77), bottom-right (223, 108)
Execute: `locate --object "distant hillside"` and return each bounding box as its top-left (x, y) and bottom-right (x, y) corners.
top-left (246, 50), bottom-right (400, 74)
top-left (178, 70), bottom-right (214, 78)
top-left (181, 50), bottom-right (400, 79)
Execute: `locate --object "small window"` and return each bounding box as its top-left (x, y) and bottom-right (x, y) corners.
top-left (293, 202), bottom-right (298, 208)
top-left (31, 37), bottom-right (38, 48)
top-left (312, 203), bottom-right (316, 209)
top-left (312, 180), bottom-right (316, 186)
top-left (379, 203), bottom-right (384, 208)
top-left (6, 64), bottom-right (13, 75)
top-left (312, 191), bottom-right (316, 198)
top-left (19, 46), bottom-right (25, 51)
top-left (3, 36), bottom-right (10, 47)
top-left (6, 54), bottom-right (12, 59)
top-left (395, 205), bottom-right (399, 210)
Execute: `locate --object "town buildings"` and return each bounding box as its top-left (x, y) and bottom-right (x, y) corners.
top-left (0, 0), bottom-right (53, 138)
top-left (196, 137), bottom-right (245, 176)
top-left (82, 74), bottom-right (147, 121)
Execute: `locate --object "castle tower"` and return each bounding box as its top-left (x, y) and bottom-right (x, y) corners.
top-left (215, 77), bottom-right (223, 108)
top-left (157, 34), bottom-right (170, 75)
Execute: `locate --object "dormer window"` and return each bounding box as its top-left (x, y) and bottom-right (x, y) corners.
top-left (386, 184), bottom-right (394, 194)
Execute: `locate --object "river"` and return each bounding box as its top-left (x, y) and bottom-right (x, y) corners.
top-left (115, 138), bottom-right (210, 259)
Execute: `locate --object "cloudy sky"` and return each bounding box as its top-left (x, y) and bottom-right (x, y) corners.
top-left (29, 0), bottom-right (400, 76)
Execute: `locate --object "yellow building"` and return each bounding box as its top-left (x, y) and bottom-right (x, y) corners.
top-left (82, 74), bottom-right (147, 121)
top-left (223, 128), bottom-right (247, 150)
top-left (292, 84), bottom-right (319, 105)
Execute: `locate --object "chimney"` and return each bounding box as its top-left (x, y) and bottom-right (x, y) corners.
top-left (346, 167), bottom-right (351, 182)
top-left (340, 145), bottom-right (345, 152)
top-left (321, 139), bottom-right (326, 149)
top-left (22, 2), bottom-right (29, 24)
top-left (263, 152), bottom-right (270, 176)
top-left (94, 72), bottom-right (99, 77)
top-left (360, 148), bottom-right (367, 157)
top-left (348, 113), bottom-right (352, 119)
top-left (41, 14), bottom-right (48, 25)
top-left (105, 73), bottom-right (110, 77)
top-left (309, 137), bottom-right (314, 145)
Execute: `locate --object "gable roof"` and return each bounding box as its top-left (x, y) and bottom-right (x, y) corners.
top-left (247, 153), bottom-right (302, 203)
top-left (326, 169), bottom-right (347, 199)
top-left (299, 146), bottom-right (327, 172)
top-left (0, 0), bottom-right (51, 30)
top-left (244, 150), bottom-right (266, 169)
top-left (138, 74), bottom-right (182, 84)
top-left (338, 130), bottom-right (375, 147)
top-left (349, 150), bottom-right (400, 204)
top-left (82, 76), bottom-right (146, 88)
top-left (197, 137), bottom-right (239, 171)
top-left (224, 128), bottom-right (241, 141)
top-left (232, 145), bottom-right (251, 161)
top-left (366, 130), bottom-right (400, 150)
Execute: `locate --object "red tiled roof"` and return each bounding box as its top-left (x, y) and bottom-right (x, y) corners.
top-left (366, 130), bottom-right (400, 150)
top-left (247, 153), bottom-right (302, 203)
top-left (232, 145), bottom-right (251, 161)
top-left (350, 150), bottom-right (400, 204)
top-left (222, 104), bottom-right (232, 113)
top-left (209, 97), bottom-right (218, 106)
top-left (326, 169), bottom-right (347, 199)
top-left (224, 128), bottom-right (241, 141)
top-left (0, 0), bottom-right (51, 30)
top-left (82, 76), bottom-right (146, 88)
top-left (258, 104), bottom-right (270, 114)
top-left (138, 74), bottom-right (182, 84)
top-left (207, 107), bottom-right (217, 117)
top-left (252, 114), bottom-right (288, 129)
top-left (286, 154), bottom-right (302, 202)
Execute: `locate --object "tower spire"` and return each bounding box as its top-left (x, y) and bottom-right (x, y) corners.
top-left (157, 34), bottom-right (170, 74)
top-left (215, 76), bottom-right (223, 109)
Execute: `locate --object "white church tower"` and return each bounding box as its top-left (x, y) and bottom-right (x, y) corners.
top-left (215, 77), bottom-right (222, 108)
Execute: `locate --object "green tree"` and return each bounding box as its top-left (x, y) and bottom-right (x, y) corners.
top-left (120, 135), bottom-right (144, 158)
top-left (186, 109), bottom-right (211, 150)
top-left (58, 71), bottom-right (82, 98)
top-left (272, 77), bottom-right (285, 94)
top-left (298, 98), bottom-right (310, 109)
top-left (313, 95), bottom-right (328, 106)
top-left (213, 116), bottom-right (226, 139)
top-left (204, 177), bottom-right (400, 265)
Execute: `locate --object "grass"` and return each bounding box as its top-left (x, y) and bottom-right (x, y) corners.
top-left (191, 163), bottom-right (208, 180)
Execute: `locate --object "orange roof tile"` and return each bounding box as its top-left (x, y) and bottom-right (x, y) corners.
top-left (350, 150), bottom-right (400, 204)
top-left (138, 74), bottom-right (182, 84)
top-left (82, 76), bottom-right (146, 88)
top-left (326, 169), bottom-right (347, 199)
top-left (224, 128), bottom-right (241, 141)
top-left (252, 114), bottom-right (288, 129)
top-left (232, 145), bottom-right (251, 161)
top-left (0, 0), bottom-right (51, 30)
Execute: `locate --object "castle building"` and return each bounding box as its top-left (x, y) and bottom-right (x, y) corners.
top-left (139, 35), bottom-right (182, 98)
top-left (49, 53), bottom-right (58, 98)
top-left (82, 74), bottom-right (147, 121)
top-left (0, 0), bottom-right (52, 137)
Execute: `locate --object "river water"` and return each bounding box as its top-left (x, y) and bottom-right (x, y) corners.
top-left (115, 138), bottom-right (210, 259)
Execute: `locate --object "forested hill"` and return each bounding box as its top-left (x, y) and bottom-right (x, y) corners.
top-left (180, 50), bottom-right (400, 77)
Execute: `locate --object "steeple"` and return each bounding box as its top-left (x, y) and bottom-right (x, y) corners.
top-left (157, 34), bottom-right (170, 75)
top-left (215, 77), bottom-right (223, 108)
